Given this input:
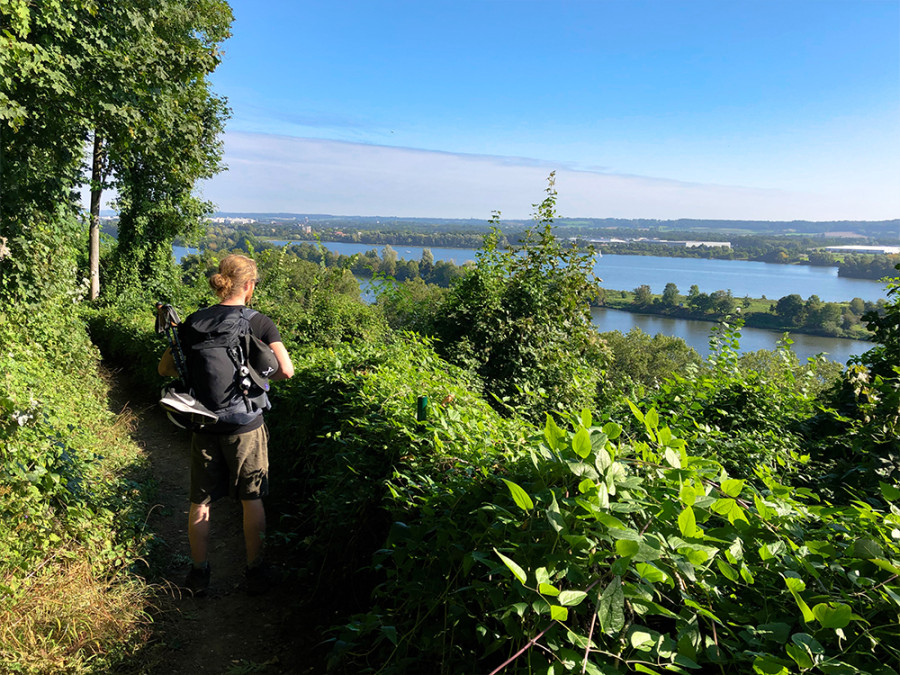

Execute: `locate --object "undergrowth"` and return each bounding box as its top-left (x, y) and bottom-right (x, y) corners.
top-left (0, 300), bottom-right (153, 673)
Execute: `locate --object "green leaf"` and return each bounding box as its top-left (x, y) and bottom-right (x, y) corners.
top-left (602, 421), bottom-right (622, 440)
top-left (786, 644), bottom-right (815, 670)
top-left (539, 582), bottom-right (560, 596)
top-left (720, 478), bottom-right (745, 498)
top-left (627, 400), bottom-right (645, 424)
top-left (783, 575), bottom-right (814, 623)
top-left (596, 513), bottom-right (627, 529)
top-left (536, 567), bottom-right (550, 584)
top-left (812, 602), bottom-right (852, 629)
top-left (678, 506), bottom-right (698, 538)
top-left (716, 559), bottom-right (739, 582)
top-left (544, 416), bottom-right (565, 451)
top-left (853, 537), bottom-right (883, 560)
top-left (381, 625), bottom-right (399, 645)
top-left (629, 629), bottom-right (654, 650)
top-left (752, 656), bottom-right (791, 675)
top-left (573, 426), bottom-right (592, 458)
top-left (578, 478), bottom-right (595, 494)
top-left (494, 548), bottom-right (527, 585)
top-left (597, 482), bottom-right (610, 509)
top-left (550, 605), bottom-right (569, 622)
top-left (711, 498), bottom-right (736, 516)
top-left (791, 632), bottom-right (824, 654)
top-left (547, 493), bottom-right (566, 533)
top-left (580, 409), bottom-right (592, 429)
top-left (635, 563), bottom-right (669, 584)
top-left (501, 478), bottom-right (534, 512)
top-left (598, 577), bottom-right (624, 634)
top-left (880, 482), bottom-right (900, 501)
top-left (664, 447), bottom-right (681, 468)
top-left (594, 445), bottom-right (612, 473)
top-left (681, 547), bottom-right (709, 566)
top-left (644, 407), bottom-right (659, 432)
top-left (616, 539), bottom-right (640, 558)
top-left (559, 589), bottom-right (588, 606)
top-left (680, 484), bottom-right (698, 506)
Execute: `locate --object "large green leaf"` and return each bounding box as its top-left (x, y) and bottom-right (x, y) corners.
top-left (678, 506), bottom-right (698, 538)
top-left (720, 478), bottom-right (745, 498)
top-left (494, 548), bottom-right (527, 585)
top-left (546, 493), bottom-right (566, 533)
top-left (573, 426), bottom-right (592, 458)
top-left (501, 478), bottom-right (534, 512)
top-left (812, 602), bottom-right (852, 629)
top-left (598, 577), bottom-right (625, 634)
top-left (559, 590), bottom-right (588, 606)
top-left (550, 605), bottom-right (569, 622)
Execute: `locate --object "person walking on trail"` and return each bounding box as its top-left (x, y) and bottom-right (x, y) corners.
top-left (158, 254), bottom-right (294, 596)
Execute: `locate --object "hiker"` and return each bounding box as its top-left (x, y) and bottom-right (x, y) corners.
top-left (157, 254), bottom-right (294, 595)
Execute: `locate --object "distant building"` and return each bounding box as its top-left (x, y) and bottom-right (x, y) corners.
top-left (824, 245), bottom-right (900, 255)
top-left (644, 239), bottom-right (732, 249)
top-left (582, 237), bottom-right (730, 248)
top-left (208, 217), bottom-right (257, 225)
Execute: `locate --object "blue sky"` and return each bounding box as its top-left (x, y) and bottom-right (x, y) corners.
top-left (198, 0), bottom-right (900, 221)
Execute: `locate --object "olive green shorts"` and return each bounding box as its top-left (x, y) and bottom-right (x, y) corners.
top-left (190, 424), bottom-right (269, 504)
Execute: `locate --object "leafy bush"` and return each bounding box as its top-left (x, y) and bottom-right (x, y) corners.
top-left (599, 328), bottom-right (701, 403)
top-left (807, 268), bottom-right (900, 496)
top-left (638, 321), bottom-right (830, 482)
top-left (264, 334), bottom-right (532, 612)
top-left (428, 175), bottom-right (609, 421)
top-left (0, 301), bottom-right (152, 672)
top-left (330, 406), bottom-right (900, 674)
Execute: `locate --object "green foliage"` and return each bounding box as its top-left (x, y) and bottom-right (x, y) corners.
top-left (0, 301), bottom-right (151, 671)
top-left (429, 175), bottom-right (609, 420)
top-left (328, 403), bottom-right (900, 674)
top-left (809, 267), bottom-right (900, 495)
top-left (599, 328), bottom-right (701, 403)
top-left (263, 334), bottom-right (532, 615)
top-left (638, 321), bottom-right (834, 483)
top-left (1, 0), bottom-right (232, 303)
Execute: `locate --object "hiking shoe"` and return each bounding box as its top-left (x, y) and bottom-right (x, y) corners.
top-left (244, 562), bottom-right (279, 596)
top-left (184, 563), bottom-right (210, 596)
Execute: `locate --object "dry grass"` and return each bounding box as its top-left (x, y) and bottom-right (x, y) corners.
top-left (0, 554), bottom-right (152, 674)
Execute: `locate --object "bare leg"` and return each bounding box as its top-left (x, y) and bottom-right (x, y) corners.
top-left (242, 499), bottom-right (266, 566)
top-left (188, 502), bottom-right (211, 566)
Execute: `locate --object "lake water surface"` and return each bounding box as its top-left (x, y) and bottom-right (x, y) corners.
top-left (176, 242), bottom-right (883, 364)
top-left (270, 240), bottom-right (886, 303)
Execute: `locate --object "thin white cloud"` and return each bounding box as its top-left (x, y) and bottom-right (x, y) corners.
top-left (199, 131), bottom-right (896, 221)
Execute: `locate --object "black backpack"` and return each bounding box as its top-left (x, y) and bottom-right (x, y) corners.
top-left (182, 306), bottom-right (274, 426)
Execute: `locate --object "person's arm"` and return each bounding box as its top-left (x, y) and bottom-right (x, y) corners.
top-left (268, 341), bottom-right (294, 380)
top-left (158, 347), bottom-right (179, 378)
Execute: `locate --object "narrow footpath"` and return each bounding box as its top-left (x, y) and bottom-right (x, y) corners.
top-left (105, 366), bottom-right (319, 674)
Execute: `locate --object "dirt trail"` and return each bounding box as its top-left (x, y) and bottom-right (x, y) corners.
top-left (105, 366), bottom-right (318, 674)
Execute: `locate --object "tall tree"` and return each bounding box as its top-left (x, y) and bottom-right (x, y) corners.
top-left (0, 0), bottom-right (232, 303)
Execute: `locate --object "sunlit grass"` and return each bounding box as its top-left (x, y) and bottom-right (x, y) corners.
top-left (0, 555), bottom-right (152, 674)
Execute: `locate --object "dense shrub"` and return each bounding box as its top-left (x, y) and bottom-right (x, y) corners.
top-left (0, 301), bottom-right (151, 672)
top-left (265, 334), bottom-right (533, 611)
top-left (428, 176), bottom-right (610, 421)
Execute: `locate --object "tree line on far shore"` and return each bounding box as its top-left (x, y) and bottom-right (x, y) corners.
top-left (176, 231), bottom-right (882, 341)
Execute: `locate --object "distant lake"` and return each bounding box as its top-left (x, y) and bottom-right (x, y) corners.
top-left (175, 241), bottom-right (884, 364)
top-left (590, 307), bottom-right (870, 365)
top-left (270, 240), bottom-right (886, 303)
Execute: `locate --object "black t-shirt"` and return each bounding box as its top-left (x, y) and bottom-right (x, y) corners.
top-left (179, 304), bottom-right (282, 435)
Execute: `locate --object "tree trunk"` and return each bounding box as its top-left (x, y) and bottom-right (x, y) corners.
top-left (89, 132), bottom-right (104, 300)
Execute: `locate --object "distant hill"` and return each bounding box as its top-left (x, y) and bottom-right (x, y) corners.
top-left (208, 213), bottom-right (900, 240)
